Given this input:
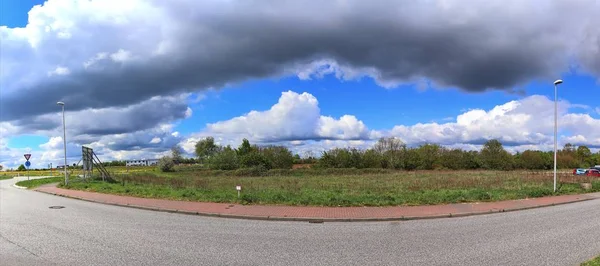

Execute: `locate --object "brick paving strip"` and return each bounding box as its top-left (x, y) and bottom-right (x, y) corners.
top-left (34, 184), bottom-right (600, 222)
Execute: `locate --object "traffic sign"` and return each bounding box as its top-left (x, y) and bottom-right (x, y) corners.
top-left (25, 161), bottom-right (31, 167)
top-left (24, 154), bottom-right (31, 161)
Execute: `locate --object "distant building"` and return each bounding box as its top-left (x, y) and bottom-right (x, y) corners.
top-left (126, 159), bottom-right (159, 167)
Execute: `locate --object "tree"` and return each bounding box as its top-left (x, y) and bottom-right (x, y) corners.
top-left (439, 148), bottom-right (464, 170)
top-left (237, 138), bottom-right (256, 157)
top-left (171, 145), bottom-right (183, 164)
top-left (416, 144), bottom-right (441, 170)
top-left (260, 146), bottom-right (294, 169)
top-left (576, 145), bottom-right (593, 167)
top-left (563, 143), bottom-right (575, 153)
top-left (0, 165), bottom-right (3, 171)
top-left (374, 137), bottom-right (405, 153)
top-left (17, 164), bottom-right (26, 171)
top-left (207, 146), bottom-right (240, 170)
top-left (520, 150), bottom-right (548, 170)
top-left (480, 139), bottom-right (513, 170)
top-left (361, 149), bottom-right (383, 168)
top-left (374, 137), bottom-right (407, 169)
top-left (195, 137), bottom-right (218, 163)
top-left (403, 148), bottom-right (422, 170)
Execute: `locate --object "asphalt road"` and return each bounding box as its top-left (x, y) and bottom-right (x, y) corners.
top-left (2, 176), bottom-right (600, 266)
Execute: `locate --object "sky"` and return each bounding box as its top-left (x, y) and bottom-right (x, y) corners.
top-left (1, 0), bottom-right (599, 170)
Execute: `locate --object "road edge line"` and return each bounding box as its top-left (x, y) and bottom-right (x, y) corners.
top-left (13, 184), bottom-right (27, 189)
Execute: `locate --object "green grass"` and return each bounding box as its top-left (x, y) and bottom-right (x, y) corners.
top-left (0, 175), bottom-right (13, 180)
top-left (15, 176), bottom-right (66, 189)
top-left (582, 255), bottom-right (600, 266)
top-left (59, 169), bottom-right (600, 206)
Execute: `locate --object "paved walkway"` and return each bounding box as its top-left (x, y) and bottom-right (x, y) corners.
top-left (34, 185), bottom-right (600, 222)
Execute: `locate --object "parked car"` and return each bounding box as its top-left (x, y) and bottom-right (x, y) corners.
top-left (573, 168), bottom-right (587, 175)
top-left (585, 169), bottom-right (600, 177)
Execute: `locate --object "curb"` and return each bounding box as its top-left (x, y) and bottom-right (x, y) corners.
top-left (13, 184), bottom-right (27, 190)
top-left (33, 189), bottom-right (600, 223)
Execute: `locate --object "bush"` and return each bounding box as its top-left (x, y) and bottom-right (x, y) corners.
top-left (240, 152), bottom-right (271, 169)
top-left (260, 146), bottom-right (294, 169)
top-left (158, 156), bottom-right (175, 172)
top-left (208, 147), bottom-right (240, 170)
top-left (234, 165), bottom-right (268, 176)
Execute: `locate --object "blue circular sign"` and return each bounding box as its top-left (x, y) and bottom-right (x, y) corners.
top-left (25, 161), bottom-right (31, 167)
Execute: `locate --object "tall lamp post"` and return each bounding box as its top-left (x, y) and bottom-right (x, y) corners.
top-left (57, 101), bottom-right (68, 185)
top-left (553, 79), bottom-right (563, 192)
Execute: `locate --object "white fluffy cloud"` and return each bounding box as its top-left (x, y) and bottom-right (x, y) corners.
top-left (184, 91), bottom-right (600, 156)
top-left (206, 91), bottom-right (372, 142)
top-left (393, 95), bottom-right (599, 149)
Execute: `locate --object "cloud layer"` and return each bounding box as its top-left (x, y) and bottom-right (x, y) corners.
top-left (3, 0), bottom-right (600, 123)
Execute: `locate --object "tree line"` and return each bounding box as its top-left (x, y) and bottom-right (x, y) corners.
top-left (189, 137), bottom-right (599, 171)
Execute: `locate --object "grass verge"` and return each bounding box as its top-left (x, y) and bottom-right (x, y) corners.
top-left (60, 169), bottom-right (600, 206)
top-left (0, 175), bottom-right (13, 181)
top-left (582, 256), bottom-right (600, 266)
top-left (16, 176), bottom-right (65, 189)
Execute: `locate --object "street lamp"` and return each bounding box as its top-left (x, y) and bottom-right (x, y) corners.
top-left (553, 79), bottom-right (563, 192)
top-left (57, 101), bottom-right (68, 185)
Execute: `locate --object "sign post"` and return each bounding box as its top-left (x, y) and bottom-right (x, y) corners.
top-left (236, 185), bottom-right (242, 199)
top-left (24, 154), bottom-right (31, 181)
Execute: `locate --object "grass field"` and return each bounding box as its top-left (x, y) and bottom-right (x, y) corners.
top-left (582, 256), bottom-right (600, 266)
top-left (0, 175), bottom-right (13, 181)
top-left (59, 167), bottom-right (600, 206)
top-left (0, 170), bottom-right (60, 178)
top-left (15, 176), bottom-right (66, 188)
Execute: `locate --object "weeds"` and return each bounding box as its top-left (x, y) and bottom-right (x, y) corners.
top-left (61, 168), bottom-right (600, 206)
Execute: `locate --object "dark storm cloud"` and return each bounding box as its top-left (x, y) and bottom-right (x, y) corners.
top-left (2, 0), bottom-right (598, 124)
top-left (5, 94), bottom-right (189, 140)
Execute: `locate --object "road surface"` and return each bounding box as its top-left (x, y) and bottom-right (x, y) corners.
top-left (1, 176), bottom-right (600, 266)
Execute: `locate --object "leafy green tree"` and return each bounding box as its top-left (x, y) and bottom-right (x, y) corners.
top-left (416, 144), bottom-right (441, 170)
top-left (576, 145), bottom-right (593, 167)
top-left (439, 148), bottom-right (465, 170)
top-left (236, 138), bottom-right (256, 157)
top-left (240, 151), bottom-right (270, 169)
top-left (261, 146), bottom-right (294, 169)
top-left (361, 149), bottom-right (383, 168)
top-left (520, 150), bottom-right (548, 170)
top-left (480, 139), bottom-right (513, 170)
top-left (195, 137), bottom-right (218, 163)
top-left (592, 152), bottom-right (600, 166)
top-left (318, 148), bottom-right (365, 168)
top-left (208, 146), bottom-right (239, 170)
top-left (403, 148), bottom-right (422, 170)
top-left (17, 164), bottom-right (26, 171)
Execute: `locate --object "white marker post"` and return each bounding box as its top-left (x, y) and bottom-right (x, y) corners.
top-left (236, 185), bottom-right (242, 199)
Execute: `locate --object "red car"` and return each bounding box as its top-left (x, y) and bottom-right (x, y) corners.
top-left (586, 169), bottom-right (600, 177)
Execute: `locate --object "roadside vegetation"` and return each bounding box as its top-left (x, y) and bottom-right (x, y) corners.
top-left (8, 137), bottom-right (600, 206)
top-left (61, 168), bottom-right (600, 206)
top-left (582, 255), bottom-right (600, 266)
top-left (15, 176), bottom-right (66, 189)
